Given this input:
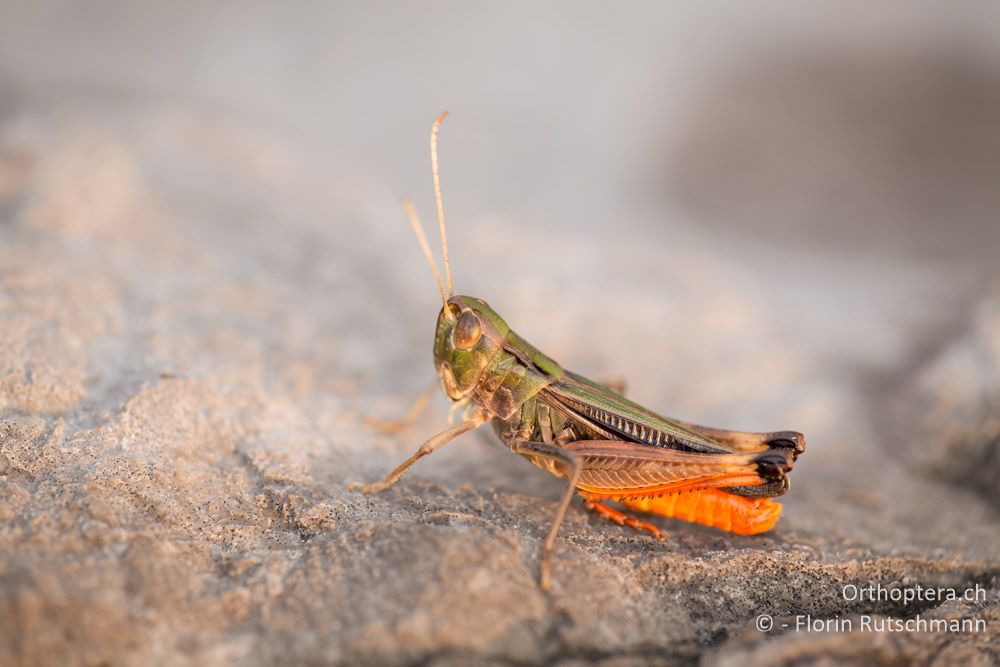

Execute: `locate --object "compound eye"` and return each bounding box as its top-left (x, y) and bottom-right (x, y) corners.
top-left (453, 311), bottom-right (483, 350)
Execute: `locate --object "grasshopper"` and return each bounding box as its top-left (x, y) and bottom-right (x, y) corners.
top-left (351, 112), bottom-right (805, 589)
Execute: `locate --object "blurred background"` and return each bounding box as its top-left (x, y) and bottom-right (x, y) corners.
top-left (1, 2), bottom-right (998, 665)
top-left (4, 1), bottom-right (998, 367)
top-left (4, 3), bottom-right (999, 316)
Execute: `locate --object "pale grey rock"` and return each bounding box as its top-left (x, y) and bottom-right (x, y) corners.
top-left (888, 292), bottom-right (1000, 506)
top-left (0, 98), bottom-right (997, 667)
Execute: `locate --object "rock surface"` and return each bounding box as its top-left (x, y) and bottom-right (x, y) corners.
top-left (889, 293), bottom-right (1000, 506)
top-left (0, 102), bottom-right (998, 667)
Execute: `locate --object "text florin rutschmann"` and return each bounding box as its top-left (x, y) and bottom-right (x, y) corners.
top-left (754, 583), bottom-right (991, 635)
top-left (792, 614), bottom-right (986, 634)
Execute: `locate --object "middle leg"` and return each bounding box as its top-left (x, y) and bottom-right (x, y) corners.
top-left (508, 439), bottom-right (581, 590)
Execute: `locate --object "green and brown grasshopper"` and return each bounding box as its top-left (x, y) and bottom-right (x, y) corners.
top-left (351, 112), bottom-right (805, 589)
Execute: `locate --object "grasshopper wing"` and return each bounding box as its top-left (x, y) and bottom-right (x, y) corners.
top-left (544, 371), bottom-right (803, 458)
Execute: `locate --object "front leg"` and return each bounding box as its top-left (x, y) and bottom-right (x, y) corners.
top-left (508, 439), bottom-right (581, 590)
top-left (350, 409), bottom-right (489, 493)
top-left (364, 379), bottom-right (438, 434)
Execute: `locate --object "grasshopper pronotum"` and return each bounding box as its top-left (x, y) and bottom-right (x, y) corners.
top-left (351, 112), bottom-right (805, 589)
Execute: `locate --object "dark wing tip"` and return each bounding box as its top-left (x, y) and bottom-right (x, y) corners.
top-left (766, 431), bottom-right (806, 458)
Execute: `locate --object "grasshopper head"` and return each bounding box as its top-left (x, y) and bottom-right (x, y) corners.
top-left (433, 295), bottom-right (510, 400)
top-left (402, 115), bottom-right (513, 400)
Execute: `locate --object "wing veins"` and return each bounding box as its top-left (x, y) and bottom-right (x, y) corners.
top-left (542, 374), bottom-right (731, 454)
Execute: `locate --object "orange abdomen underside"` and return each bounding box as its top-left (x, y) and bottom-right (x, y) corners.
top-left (620, 489), bottom-right (782, 535)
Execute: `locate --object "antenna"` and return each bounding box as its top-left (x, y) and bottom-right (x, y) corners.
top-left (400, 196), bottom-right (448, 310)
top-left (430, 111), bottom-right (453, 296)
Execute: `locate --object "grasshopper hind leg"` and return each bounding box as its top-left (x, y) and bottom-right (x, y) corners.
top-left (599, 377), bottom-right (627, 396)
top-left (581, 494), bottom-right (665, 540)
